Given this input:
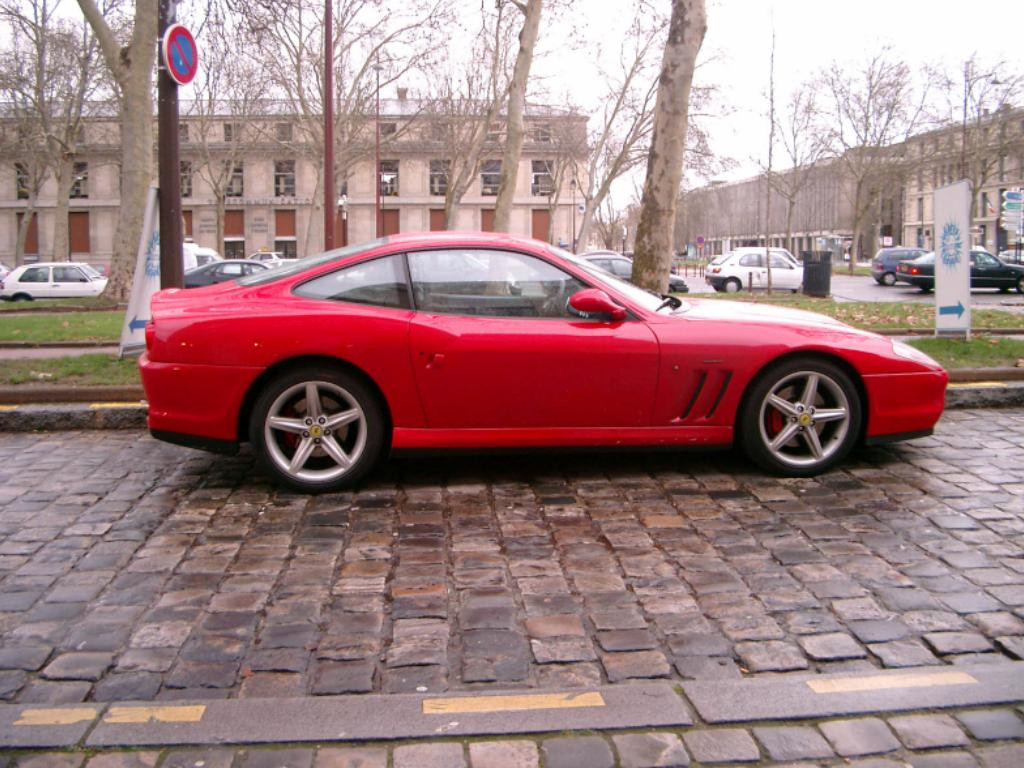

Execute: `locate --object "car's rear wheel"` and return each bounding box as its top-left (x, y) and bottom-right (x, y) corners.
top-left (249, 367), bottom-right (386, 493)
top-left (881, 271), bottom-right (896, 286)
top-left (11, 293), bottom-right (32, 301)
top-left (724, 277), bottom-right (742, 293)
top-left (739, 357), bottom-right (861, 477)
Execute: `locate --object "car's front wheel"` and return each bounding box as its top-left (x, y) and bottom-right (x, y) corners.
top-left (739, 357), bottom-right (861, 477)
top-left (249, 367), bottom-right (386, 493)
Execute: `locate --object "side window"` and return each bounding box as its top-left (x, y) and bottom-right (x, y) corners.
top-left (294, 254), bottom-right (409, 308)
top-left (408, 249), bottom-right (587, 319)
top-left (738, 254), bottom-right (762, 267)
top-left (769, 255), bottom-right (792, 269)
top-left (610, 259), bottom-right (633, 278)
top-left (975, 253), bottom-right (997, 268)
top-left (53, 266), bottom-right (88, 282)
top-left (219, 262), bottom-right (244, 277)
top-left (20, 267), bottom-right (49, 283)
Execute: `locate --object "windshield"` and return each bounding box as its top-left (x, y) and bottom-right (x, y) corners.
top-left (238, 238), bottom-right (388, 286)
top-left (546, 244), bottom-right (685, 313)
top-left (80, 264), bottom-right (102, 278)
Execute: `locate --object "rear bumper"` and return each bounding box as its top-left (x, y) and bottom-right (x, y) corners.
top-left (863, 369), bottom-right (947, 441)
top-left (140, 353), bottom-right (262, 443)
top-left (895, 273), bottom-right (933, 288)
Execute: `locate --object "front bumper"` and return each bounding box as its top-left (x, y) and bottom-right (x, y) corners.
top-left (863, 368), bottom-right (947, 442)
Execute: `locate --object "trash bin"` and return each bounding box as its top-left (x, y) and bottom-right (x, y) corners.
top-left (802, 251), bottom-right (832, 297)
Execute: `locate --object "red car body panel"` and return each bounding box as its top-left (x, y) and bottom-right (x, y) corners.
top-left (140, 232), bottom-right (947, 456)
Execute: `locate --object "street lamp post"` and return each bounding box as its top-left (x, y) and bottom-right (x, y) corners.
top-left (374, 54), bottom-right (382, 238)
top-left (323, 0), bottom-right (335, 251)
top-left (570, 177), bottom-right (577, 253)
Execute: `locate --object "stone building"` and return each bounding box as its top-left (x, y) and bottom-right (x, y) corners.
top-left (0, 97), bottom-right (587, 269)
top-left (679, 105), bottom-right (1024, 259)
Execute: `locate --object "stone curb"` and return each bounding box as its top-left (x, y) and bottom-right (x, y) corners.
top-left (0, 383), bottom-right (1020, 432)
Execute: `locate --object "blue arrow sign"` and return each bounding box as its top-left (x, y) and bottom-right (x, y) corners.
top-left (938, 301), bottom-right (965, 318)
top-left (128, 316), bottom-right (148, 332)
top-left (1004, 190), bottom-right (1023, 202)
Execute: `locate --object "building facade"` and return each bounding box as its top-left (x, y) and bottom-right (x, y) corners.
top-left (680, 106), bottom-right (1024, 260)
top-left (0, 98), bottom-right (587, 269)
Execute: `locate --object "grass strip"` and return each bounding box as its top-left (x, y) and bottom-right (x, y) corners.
top-left (906, 336), bottom-right (1024, 370)
top-left (0, 311), bottom-right (122, 343)
top-left (0, 354), bottom-right (140, 387)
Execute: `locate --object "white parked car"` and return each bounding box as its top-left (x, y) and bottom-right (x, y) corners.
top-left (248, 250), bottom-right (296, 267)
top-left (184, 241), bottom-right (222, 268)
top-left (706, 248), bottom-right (803, 293)
top-left (0, 262), bottom-right (108, 300)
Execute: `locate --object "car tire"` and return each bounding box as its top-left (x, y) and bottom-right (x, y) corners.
top-left (724, 278), bottom-right (742, 293)
top-left (738, 357), bottom-right (861, 477)
top-left (1017, 276), bottom-right (1024, 294)
top-left (919, 285), bottom-right (932, 293)
top-left (249, 366), bottom-right (387, 493)
top-left (881, 272), bottom-right (896, 286)
top-left (11, 293), bottom-right (32, 302)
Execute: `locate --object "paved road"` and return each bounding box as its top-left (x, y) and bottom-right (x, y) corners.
top-left (0, 410), bottom-right (1021, 708)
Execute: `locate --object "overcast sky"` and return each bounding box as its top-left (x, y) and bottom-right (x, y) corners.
top-left (534, 0), bottom-right (1024, 189)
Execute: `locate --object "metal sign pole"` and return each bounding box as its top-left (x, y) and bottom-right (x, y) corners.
top-left (157, 0), bottom-right (183, 289)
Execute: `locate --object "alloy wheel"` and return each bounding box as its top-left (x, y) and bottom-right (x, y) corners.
top-left (756, 369), bottom-right (851, 469)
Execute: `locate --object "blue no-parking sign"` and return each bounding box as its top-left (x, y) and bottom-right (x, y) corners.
top-left (162, 23), bottom-right (198, 86)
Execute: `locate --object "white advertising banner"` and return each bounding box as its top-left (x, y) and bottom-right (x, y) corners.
top-left (118, 186), bottom-right (161, 357)
top-left (933, 180), bottom-right (971, 337)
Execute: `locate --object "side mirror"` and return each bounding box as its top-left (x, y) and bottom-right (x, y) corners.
top-left (568, 288), bottom-right (627, 322)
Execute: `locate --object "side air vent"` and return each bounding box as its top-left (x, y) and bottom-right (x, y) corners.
top-left (706, 371), bottom-right (733, 419)
top-left (680, 371), bottom-right (707, 420)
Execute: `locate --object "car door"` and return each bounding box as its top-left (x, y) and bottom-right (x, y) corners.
top-left (972, 252), bottom-right (1011, 290)
top-left (768, 254), bottom-right (799, 290)
top-left (737, 253), bottom-right (765, 288)
top-left (407, 247), bottom-right (660, 429)
top-left (51, 265), bottom-right (91, 297)
top-left (17, 266), bottom-right (52, 298)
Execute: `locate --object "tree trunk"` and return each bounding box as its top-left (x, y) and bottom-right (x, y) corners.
top-left (14, 199), bottom-right (37, 265)
top-left (52, 156), bottom-right (73, 262)
top-left (492, 0), bottom-right (542, 233)
top-left (215, 192), bottom-right (226, 256)
top-left (632, 0), bottom-right (707, 292)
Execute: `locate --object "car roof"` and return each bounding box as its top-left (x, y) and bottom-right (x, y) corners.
top-left (14, 261), bottom-right (96, 268)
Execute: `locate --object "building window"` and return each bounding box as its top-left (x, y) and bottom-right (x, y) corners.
top-left (180, 161), bottom-right (192, 198)
top-left (917, 197), bottom-right (924, 223)
top-left (225, 162), bottom-right (244, 197)
top-left (179, 124), bottom-right (189, 143)
top-left (274, 160), bottom-right (296, 197)
top-left (429, 160), bottom-right (449, 196)
top-left (533, 123), bottom-right (551, 143)
top-left (981, 191), bottom-right (991, 217)
top-left (224, 122), bottom-right (241, 142)
top-left (224, 240), bottom-right (245, 259)
top-left (70, 162), bottom-right (88, 199)
top-left (380, 160), bottom-right (399, 196)
top-left (916, 227), bottom-right (924, 248)
top-left (381, 122), bottom-right (397, 138)
top-left (15, 162), bottom-right (29, 200)
top-left (275, 122), bottom-right (293, 142)
top-left (481, 159), bottom-right (501, 196)
top-left (531, 160), bottom-right (554, 196)
top-left (275, 240), bottom-right (298, 259)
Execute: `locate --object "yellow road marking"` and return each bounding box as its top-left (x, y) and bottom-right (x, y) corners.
top-left (423, 691), bottom-right (605, 715)
top-left (948, 382), bottom-right (1006, 389)
top-left (807, 670), bottom-right (977, 694)
top-left (89, 402), bottom-right (143, 409)
top-left (15, 707), bottom-right (98, 726)
top-left (104, 704), bottom-right (206, 724)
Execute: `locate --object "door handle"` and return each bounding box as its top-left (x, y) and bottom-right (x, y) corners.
top-left (424, 353), bottom-right (445, 369)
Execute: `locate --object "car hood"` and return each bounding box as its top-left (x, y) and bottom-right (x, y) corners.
top-left (673, 298), bottom-right (860, 332)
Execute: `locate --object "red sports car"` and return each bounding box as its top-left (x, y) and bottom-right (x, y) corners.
top-left (140, 232), bottom-right (948, 492)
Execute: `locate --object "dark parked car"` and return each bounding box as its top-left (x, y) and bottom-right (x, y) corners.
top-left (184, 259), bottom-right (269, 288)
top-left (871, 247), bottom-right (927, 286)
top-left (895, 249), bottom-right (1024, 292)
top-left (581, 251), bottom-right (688, 293)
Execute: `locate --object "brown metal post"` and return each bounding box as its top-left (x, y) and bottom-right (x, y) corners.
top-left (157, 0), bottom-right (183, 289)
top-left (323, 0), bottom-right (335, 252)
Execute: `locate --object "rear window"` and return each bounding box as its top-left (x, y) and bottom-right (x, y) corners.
top-left (238, 238), bottom-right (388, 286)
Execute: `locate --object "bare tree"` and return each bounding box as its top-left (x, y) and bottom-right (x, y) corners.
top-left (0, 0), bottom-right (105, 262)
top-left (238, 0), bottom-right (448, 251)
top-left (770, 83), bottom-right (828, 255)
top-left (574, 8), bottom-right (662, 253)
top-left (492, 0), bottom-right (542, 232)
top-left (425, 2), bottom-right (514, 228)
top-left (632, 0), bottom-right (707, 292)
top-left (77, 0), bottom-right (157, 299)
top-left (763, 25), bottom-right (776, 292)
top-left (821, 49), bottom-right (930, 272)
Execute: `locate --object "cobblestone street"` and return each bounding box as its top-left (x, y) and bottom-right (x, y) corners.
top-left (0, 409), bottom-right (1021, 706)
